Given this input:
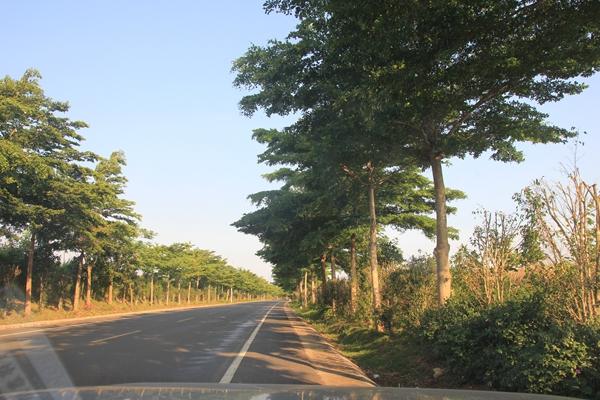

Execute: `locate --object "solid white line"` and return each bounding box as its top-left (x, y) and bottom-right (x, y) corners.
top-left (176, 317), bottom-right (194, 323)
top-left (90, 329), bottom-right (141, 344)
top-left (219, 303), bottom-right (278, 383)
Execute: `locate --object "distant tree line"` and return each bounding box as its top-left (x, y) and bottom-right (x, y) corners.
top-left (0, 70), bottom-right (281, 317)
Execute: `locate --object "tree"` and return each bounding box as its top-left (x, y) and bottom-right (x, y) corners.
top-left (0, 69), bottom-right (97, 315)
top-left (82, 151), bottom-right (140, 308)
top-left (234, 99), bottom-right (461, 327)
top-left (455, 209), bottom-right (530, 306)
top-left (523, 168), bottom-right (600, 321)
top-left (236, 0), bottom-right (600, 304)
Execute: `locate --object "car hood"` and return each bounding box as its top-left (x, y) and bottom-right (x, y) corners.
top-left (0, 384), bottom-right (578, 400)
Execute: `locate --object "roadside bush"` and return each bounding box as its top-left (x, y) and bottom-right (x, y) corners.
top-left (381, 255), bottom-right (436, 332)
top-left (421, 294), bottom-right (599, 397)
top-left (330, 279), bottom-right (350, 312)
top-left (573, 321), bottom-right (600, 399)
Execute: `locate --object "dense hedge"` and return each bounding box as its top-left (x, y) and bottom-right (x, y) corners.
top-left (420, 295), bottom-right (600, 398)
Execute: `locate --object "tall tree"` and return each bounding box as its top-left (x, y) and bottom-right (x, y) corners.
top-left (0, 70), bottom-right (97, 315)
top-left (235, 102), bottom-right (461, 324)
top-left (82, 151), bottom-right (140, 308)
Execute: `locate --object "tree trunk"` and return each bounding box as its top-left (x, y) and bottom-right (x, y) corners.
top-left (368, 182), bottom-right (381, 309)
top-left (350, 233), bottom-right (358, 313)
top-left (129, 282), bottom-right (133, 304)
top-left (310, 273), bottom-right (316, 304)
top-left (330, 252), bottom-right (336, 281)
top-left (229, 287), bottom-right (233, 303)
top-left (431, 154), bottom-right (452, 305)
top-left (208, 284), bottom-right (212, 302)
top-left (166, 279), bottom-right (170, 305)
top-left (187, 281), bottom-right (191, 304)
top-left (73, 252), bottom-right (84, 312)
top-left (320, 253), bottom-right (328, 302)
top-left (149, 274), bottom-right (154, 305)
top-left (177, 281), bottom-right (181, 304)
top-left (330, 251), bottom-right (337, 311)
top-left (85, 263), bottom-right (93, 308)
top-left (107, 277), bottom-right (113, 305)
top-left (303, 271), bottom-right (308, 308)
top-left (368, 180), bottom-right (384, 332)
top-left (38, 274), bottom-right (44, 311)
top-left (24, 233), bottom-right (35, 316)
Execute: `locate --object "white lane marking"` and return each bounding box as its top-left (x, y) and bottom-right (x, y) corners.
top-left (0, 323), bottom-right (91, 339)
top-left (219, 303), bottom-right (278, 383)
top-left (90, 329), bottom-right (141, 344)
top-left (176, 317), bottom-right (194, 323)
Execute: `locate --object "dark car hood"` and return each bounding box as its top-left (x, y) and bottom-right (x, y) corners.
top-left (0, 384), bottom-right (578, 400)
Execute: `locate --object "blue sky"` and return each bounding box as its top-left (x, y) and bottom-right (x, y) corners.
top-left (3, 2), bottom-right (599, 279)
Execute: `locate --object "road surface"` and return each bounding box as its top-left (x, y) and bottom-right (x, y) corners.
top-left (0, 301), bottom-right (373, 393)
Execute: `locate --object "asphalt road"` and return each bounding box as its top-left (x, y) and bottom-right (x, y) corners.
top-left (0, 301), bottom-right (373, 393)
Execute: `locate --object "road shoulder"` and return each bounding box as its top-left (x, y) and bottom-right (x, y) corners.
top-left (282, 303), bottom-right (375, 387)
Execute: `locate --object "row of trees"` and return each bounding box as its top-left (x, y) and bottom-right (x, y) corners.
top-left (136, 242), bottom-right (282, 307)
top-left (0, 70), bottom-right (280, 317)
top-left (232, 1), bottom-right (600, 328)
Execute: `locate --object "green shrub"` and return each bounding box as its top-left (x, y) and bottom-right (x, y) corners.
top-left (573, 321), bottom-right (600, 399)
top-left (381, 255), bottom-right (437, 332)
top-left (421, 294), bottom-right (598, 397)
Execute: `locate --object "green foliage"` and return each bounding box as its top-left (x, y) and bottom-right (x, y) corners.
top-left (252, 1), bottom-right (599, 164)
top-left (420, 295), bottom-right (599, 396)
top-left (0, 69), bottom-right (96, 232)
top-left (381, 255), bottom-right (436, 332)
top-left (131, 241), bottom-right (282, 298)
top-left (292, 301), bottom-right (451, 388)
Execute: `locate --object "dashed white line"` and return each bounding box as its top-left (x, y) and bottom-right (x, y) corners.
top-left (90, 329), bottom-right (141, 344)
top-left (219, 303), bottom-right (278, 383)
top-left (176, 317), bottom-right (194, 323)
